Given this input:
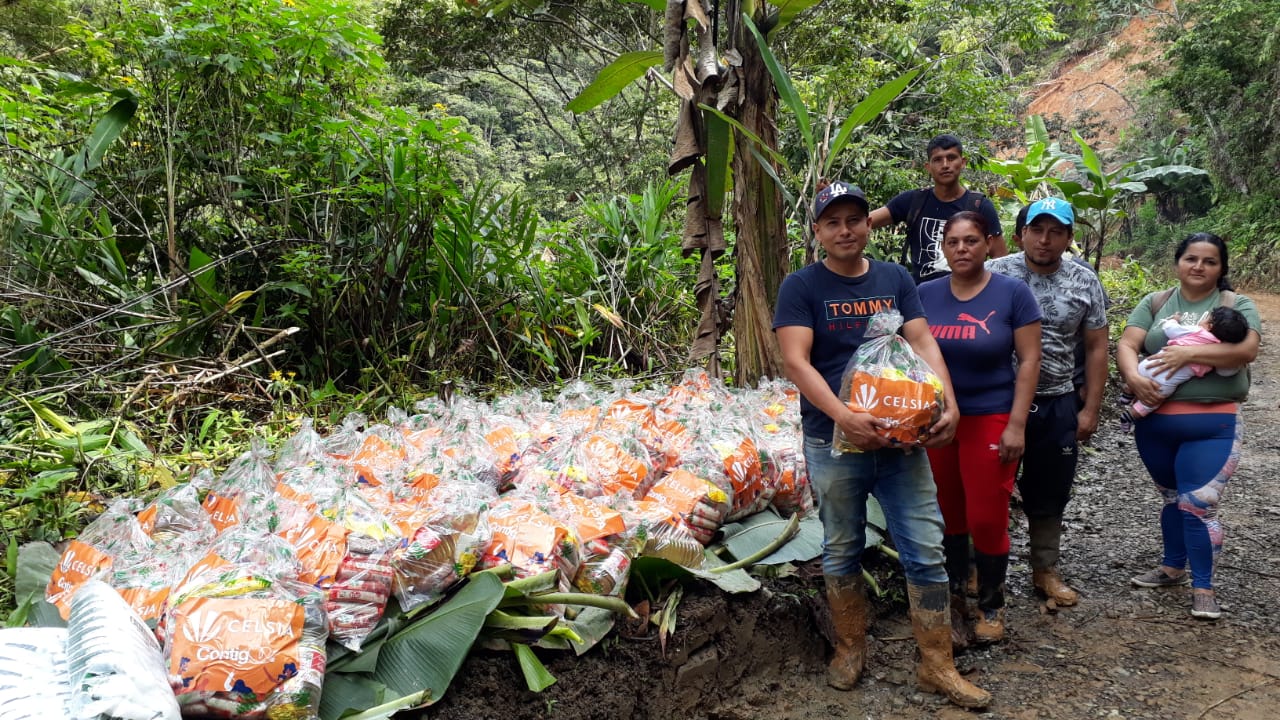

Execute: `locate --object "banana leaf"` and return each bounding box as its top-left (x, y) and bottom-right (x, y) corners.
top-left (866, 496), bottom-right (888, 548)
top-left (320, 572), bottom-right (505, 719)
top-left (717, 510), bottom-right (823, 566)
top-left (14, 541), bottom-right (63, 628)
top-left (513, 643), bottom-right (557, 692)
top-left (534, 606), bottom-right (615, 655)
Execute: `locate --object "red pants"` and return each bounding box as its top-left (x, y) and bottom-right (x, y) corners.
top-left (926, 413), bottom-right (1017, 555)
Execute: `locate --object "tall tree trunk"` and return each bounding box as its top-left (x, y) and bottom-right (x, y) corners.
top-left (730, 28), bottom-right (787, 388)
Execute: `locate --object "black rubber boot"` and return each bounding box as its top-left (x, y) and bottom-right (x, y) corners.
top-left (941, 534), bottom-right (970, 593)
top-left (973, 551), bottom-right (1009, 643)
top-left (941, 534), bottom-right (972, 650)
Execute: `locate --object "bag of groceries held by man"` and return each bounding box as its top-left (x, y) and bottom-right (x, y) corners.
top-left (833, 309), bottom-right (944, 455)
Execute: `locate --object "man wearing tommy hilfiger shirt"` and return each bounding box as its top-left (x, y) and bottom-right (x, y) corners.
top-left (772, 181), bottom-right (990, 709)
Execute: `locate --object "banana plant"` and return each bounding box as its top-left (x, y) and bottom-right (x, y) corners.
top-left (975, 115), bottom-right (1071, 213)
top-left (978, 116), bottom-right (1210, 267)
top-left (734, 13), bottom-right (921, 257)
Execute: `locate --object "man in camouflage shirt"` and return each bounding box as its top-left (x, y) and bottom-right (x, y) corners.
top-left (987, 197), bottom-right (1108, 607)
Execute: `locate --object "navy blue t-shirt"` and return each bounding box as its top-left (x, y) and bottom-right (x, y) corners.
top-left (885, 188), bottom-right (1004, 283)
top-left (918, 272), bottom-right (1041, 415)
top-left (773, 260), bottom-right (926, 439)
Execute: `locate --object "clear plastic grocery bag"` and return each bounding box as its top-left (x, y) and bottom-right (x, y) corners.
top-left (832, 310), bottom-right (944, 455)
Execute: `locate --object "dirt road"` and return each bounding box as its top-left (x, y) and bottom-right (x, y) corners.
top-left (427, 292), bottom-right (1280, 720)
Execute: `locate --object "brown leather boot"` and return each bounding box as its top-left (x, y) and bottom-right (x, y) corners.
top-left (1032, 567), bottom-right (1079, 606)
top-left (824, 574), bottom-right (867, 690)
top-left (1028, 515), bottom-right (1078, 606)
top-left (974, 608), bottom-right (1005, 643)
top-left (907, 583), bottom-right (992, 709)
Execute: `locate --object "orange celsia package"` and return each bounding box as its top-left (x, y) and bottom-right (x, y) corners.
top-left (483, 500), bottom-right (576, 579)
top-left (643, 467), bottom-right (729, 545)
top-left (350, 434), bottom-right (407, 487)
top-left (580, 433), bottom-right (649, 497)
top-left (559, 493), bottom-right (626, 543)
top-left (46, 540), bottom-right (114, 619)
top-left (841, 370), bottom-right (941, 444)
top-left (715, 437), bottom-right (767, 519)
top-left (485, 424), bottom-right (527, 480)
top-left (278, 513), bottom-right (350, 587)
top-left (168, 596), bottom-right (304, 695)
top-left (119, 585), bottom-right (171, 625)
top-left (834, 310), bottom-right (944, 453)
top-left (201, 491), bottom-right (242, 533)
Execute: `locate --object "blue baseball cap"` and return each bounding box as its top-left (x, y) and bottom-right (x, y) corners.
top-left (1026, 197), bottom-right (1074, 227)
top-left (813, 181), bottom-right (869, 220)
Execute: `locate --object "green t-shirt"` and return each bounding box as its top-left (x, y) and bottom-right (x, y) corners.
top-left (1125, 288), bottom-right (1263, 402)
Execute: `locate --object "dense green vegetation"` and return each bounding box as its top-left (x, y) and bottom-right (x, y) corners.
top-left (1, 0), bottom-right (1277, 615)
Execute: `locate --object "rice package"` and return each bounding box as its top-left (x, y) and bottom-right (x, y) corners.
top-left (833, 309), bottom-right (944, 453)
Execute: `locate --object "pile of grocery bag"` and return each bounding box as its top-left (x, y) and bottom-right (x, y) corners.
top-left (11, 370), bottom-right (812, 718)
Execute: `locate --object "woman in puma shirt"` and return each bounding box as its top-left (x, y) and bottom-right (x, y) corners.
top-left (918, 211), bottom-right (1042, 645)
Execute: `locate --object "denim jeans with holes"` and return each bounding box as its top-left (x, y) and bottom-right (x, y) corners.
top-left (804, 435), bottom-right (948, 584)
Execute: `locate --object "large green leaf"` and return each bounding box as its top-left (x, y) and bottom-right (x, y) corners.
top-left (747, 144), bottom-right (796, 211)
top-left (513, 643), bottom-right (557, 692)
top-left (826, 68), bottom-right (921, 176)
top-left (1025, 115), bottom-right (1050, 147)
top-left (700, 104), bottom-right (787, 166)
top-left (693, 551), bottom-right (761, 592)
top-left (566, 51), bottom-right (664, 114)
top-left (554, 606), bottom-right (615, 655)
top-left (369, 571), bottom-right (505, 702)
top-left (14, 542), bottom-right (63, 628)
top-left (1128, 164), bottom-right (1210, 193)
top-left (743, 14), bottom-right (811, 152)
top-left (718, 511), bottom-right (823, 565)
top-left (1111, 181), bottom-right (1148, 194)
top-left (704, 111), bottom-right (732, 218)
top-left (768, 0), bottom-right (823, 30)
top-left (188, 246), bottom-right (227, 309)
top-left (319, 673), bottom-right (394, 720)
top-left (83, 92), bottom-right (137, 171)
top-left (629, 553), bottom-right (761, 596)
top-left (1072, 130), bottom-right (1102, 178)
top-left (865, 496), bottom-right (887, 549)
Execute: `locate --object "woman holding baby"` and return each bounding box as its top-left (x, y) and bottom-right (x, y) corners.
top-left (1116, 232), bottom-right (1262, 620)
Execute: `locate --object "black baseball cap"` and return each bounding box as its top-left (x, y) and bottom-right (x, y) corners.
top-left (813, 182), bottom-right (870, 220)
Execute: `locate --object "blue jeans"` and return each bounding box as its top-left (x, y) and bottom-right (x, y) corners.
top-left (804, 436), bottom-right (948, 584)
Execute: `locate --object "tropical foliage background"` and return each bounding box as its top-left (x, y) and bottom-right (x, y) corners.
top-left (1, 0), bottom-right (1277, 667)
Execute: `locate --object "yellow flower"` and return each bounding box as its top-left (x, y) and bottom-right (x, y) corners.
top-left (432, 102), bottom-right (448, 113)
top-left (116, 76), bottom-right (136, 85)
top-left (270, 370), bottom-right (284, 381)
top-left (282, 0), bottom-right (296, 6)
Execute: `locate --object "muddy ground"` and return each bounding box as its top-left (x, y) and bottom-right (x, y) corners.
top-left (425, 292), bottom-right (1280, 720)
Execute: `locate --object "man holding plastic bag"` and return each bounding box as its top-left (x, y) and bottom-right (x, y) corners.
top-left (773, 181), bottom-right (989, 709)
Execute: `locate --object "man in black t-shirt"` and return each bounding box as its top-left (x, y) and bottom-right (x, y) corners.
top-left (870, 134), bottom-right (1006, 284)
